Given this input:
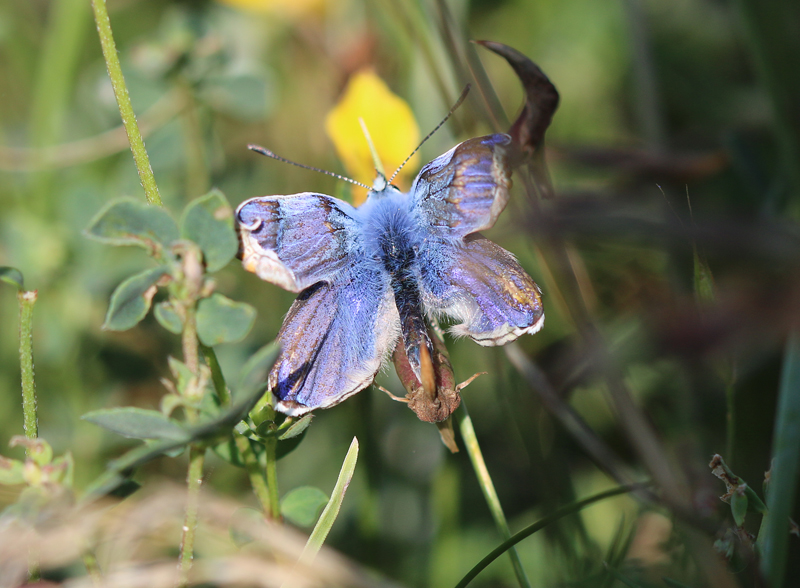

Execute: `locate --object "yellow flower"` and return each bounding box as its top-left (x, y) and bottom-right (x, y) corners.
top-left (325, 70), bottom-right (421, 205)
top-left (215, 0), bottom-right (326, 17)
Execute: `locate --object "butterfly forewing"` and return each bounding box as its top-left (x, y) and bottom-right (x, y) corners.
top-left (411, 134), bottom-right (513, 237)
top-left (237, 193), bottom-right (359, 292)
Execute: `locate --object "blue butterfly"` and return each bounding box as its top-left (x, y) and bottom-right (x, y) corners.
top-left (236, 133), bottom-right (544, 419)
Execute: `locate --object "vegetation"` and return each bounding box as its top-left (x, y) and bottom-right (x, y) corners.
top-left (0, 0), bottom-right (798, 586)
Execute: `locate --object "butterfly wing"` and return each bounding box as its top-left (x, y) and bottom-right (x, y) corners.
top-left (410, 134), bottom-right (513, 238)
top-left (237, 193), bottom-right (359, 292)
top-left (238, 192), bottom-right (400, 414)
top-left (410, 133), bottom-right (544, 345)
top-left (419, 234), bottom-right (543, 345)
top-left (269, 271), bottom-right (400, 415)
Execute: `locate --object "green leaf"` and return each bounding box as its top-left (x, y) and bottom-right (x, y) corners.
top-left (50, 452), bottom-right (75, 488)
top-left (82, 407), bottom-right (189, 441)
top-left (299, 437), bottom-right (359, 564)
top-left (154, 301), bottom-right (183, 334)
top-left (281, 486), bottom-right (329, 528)
top-left (760, 332), bottom-right (800, 586)
top-left (168, 356), bottom-right (194, 392)
top-left (731, 487), bottom-right (748, 527)
top-left (0, 267), bottom-right (24, 290)
top-left (744, 484), bottom-right (768, 514)
top-left (103, 266), bottom-right (167, 331)
top-left (0, 456), bottom-right (25, 485)
top-left (693, 246), bottom-right (716, 303)
top-left (180, 190), bottom-right (238, 272)
top-left (10, 436), bottom-right (53, 466)
top-left (82, 343), bottom-right (280, 501)
top-left (279, 414), bottom-right (313, 440)
top-left (85, 197), bottom-right (179, 256)
top-left (196, 293), bottom-right (256, 346)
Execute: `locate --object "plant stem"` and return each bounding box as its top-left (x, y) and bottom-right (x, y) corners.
top-left (182, 306), bottom-right (200, 379)
top-left (90, 0), bottom-right (162, 207)
top-left (265, 436), bottom-right (281, 521)
top-left (456, 401), bottom-right (531, 588)
top-left (18, 290), bottom-right (38, 444)
top-left (234, 433), bottom-right (272, 514)
top-left (760, 332), bottom-right (800, 586)
top-left (178, 444), bottom-right (205, 588)
top-left (199, 343), bottom-right (273, 514)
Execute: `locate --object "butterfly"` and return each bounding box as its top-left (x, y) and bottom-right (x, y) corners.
top-left (236, 133), bottom-right (544, 420)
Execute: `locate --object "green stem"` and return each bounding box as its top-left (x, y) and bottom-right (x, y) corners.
top-left (28, 0), bottom-right (89, 214)
top-left (90, 0), bottom-right (162, 207)
top-left (18, 290), bottom-right (38, 444)
top-left (178, 445), bottom-right (205, 588)
top-left (199, 343), bottom-right (273, 514)
top-left (456, 401), bottom-right (531, 588)
top-left (455, 485), bottom-right (637, 588)
top-left (182, 306), bottom-right (200, 381)
top-left (235, 433), bottom-right (272, 514)
top-left (265, 436), bottom-right (281, 521)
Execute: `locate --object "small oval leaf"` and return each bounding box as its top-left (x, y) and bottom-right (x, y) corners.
top-left (85, 198), bottom-right (179, 256)
top-left (181, 190), bottom-right (238, 272)
top-left (731, 486), bottom-right (748, 527)
top-left (103, 267), bottom-right (167, 331)
top-left (196, 293), bottom-right (256, 346)
top-left (279, 414), bottom-right (313, 440)
top-left (281, 486), bottom-right (329, 528)
top-left (0, 267), bottom-right (24, 290)
top-left (154, 301), bottom-right (184, 334)
top-left (82, 407), bottom-right (189, 441)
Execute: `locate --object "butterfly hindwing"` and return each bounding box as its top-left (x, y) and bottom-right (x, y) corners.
top-left (419, 234), bottom-right (543, 345)
top-left (268, 269), bottom-right (400, 415)
top-left (237, 193), bottom-right (359, 292)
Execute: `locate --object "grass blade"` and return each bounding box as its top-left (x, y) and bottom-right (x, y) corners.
top-left (760, 332), bottom-right (800, 586)
top-left (299, 437), bottom-right (359, 564)
top-left (456, 401), bottom-right (531, 588)
top-left (454, 484), bottom-right (637, 588)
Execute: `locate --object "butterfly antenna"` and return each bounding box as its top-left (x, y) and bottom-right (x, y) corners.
top-left (359, 118), bottom-right (386, 179)
top-left (248, 144), bottom-right (371, 190)
top-left (388, 84), bottom-right (471, 185)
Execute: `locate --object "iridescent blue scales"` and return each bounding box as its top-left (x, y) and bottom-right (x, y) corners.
top-left (236, 134), bottom-right (544, 416)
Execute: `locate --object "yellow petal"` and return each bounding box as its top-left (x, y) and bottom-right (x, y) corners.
top-left (215, 0), bottom-right (326, 17)
top-left (325, 70), bottom-right (420, 205)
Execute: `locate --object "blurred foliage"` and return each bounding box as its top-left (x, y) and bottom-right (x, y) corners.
top-left (0, 0), bottom-right (799, 586)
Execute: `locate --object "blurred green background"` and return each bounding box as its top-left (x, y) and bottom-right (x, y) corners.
top-left (1, 0), bottom-right (799, 586)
